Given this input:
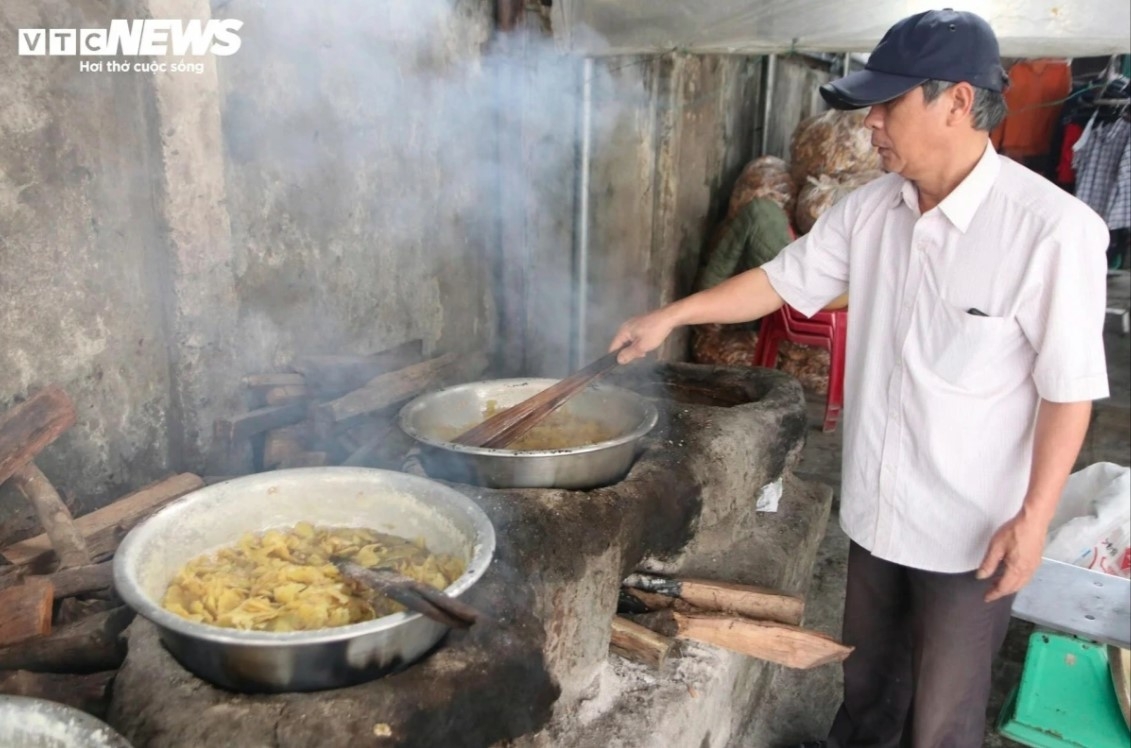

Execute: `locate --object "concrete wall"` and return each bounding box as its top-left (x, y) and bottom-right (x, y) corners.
top-left (217, 0), bottom-right (499, 371)
top-left (516, 51), bottom-right (766, 374)
top-left (764, 54), bottom-right (834, 161)
top-left (0, 0), bottom-right (501, 532)
top-left (0, 0), bottom-right (175, 517)
top-left (0, 0), bottom-right (810, 539)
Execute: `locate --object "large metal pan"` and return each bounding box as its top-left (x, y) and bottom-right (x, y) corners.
top-left (113, 467), bottom-right (495, 693)
top-left (398, 379), bottom-right (658, 489)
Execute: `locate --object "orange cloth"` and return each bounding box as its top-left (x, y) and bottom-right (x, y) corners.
top-left (991, 59), bottom-right (1071, 158)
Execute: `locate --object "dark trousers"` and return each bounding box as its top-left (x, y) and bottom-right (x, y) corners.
top-left (827, 542), bottom-right (1015, 748)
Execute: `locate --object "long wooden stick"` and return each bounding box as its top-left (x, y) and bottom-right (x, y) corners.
top-left (9, 464), bottom-right (91, 569)
top-left (623, 572), bottom-right (804, 626)
top-left (453, 345), bottom-right (628, 449)
top-left (1, 473), bottom-right (203, 567)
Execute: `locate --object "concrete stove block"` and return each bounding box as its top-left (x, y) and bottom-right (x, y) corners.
top-left (108, 362), bottom-right (832, 747)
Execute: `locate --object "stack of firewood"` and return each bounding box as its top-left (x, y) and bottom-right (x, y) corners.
top-left (609, 572), bottom-right (851, 671)
top-left (0, 387), bottom-right (204, 715)
top-left (205, 340), bottom-right (488, 480)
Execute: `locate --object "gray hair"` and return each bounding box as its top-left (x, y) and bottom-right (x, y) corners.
top-left (920, 79), bottom-right (1007, 132)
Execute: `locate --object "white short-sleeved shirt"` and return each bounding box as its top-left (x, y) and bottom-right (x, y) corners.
top-left (761, 143), bottom-right (1111, 572)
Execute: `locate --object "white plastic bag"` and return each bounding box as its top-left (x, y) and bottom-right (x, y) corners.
top-left (756, 477), bottom-right (783, 513)
top-left (1044, 462), bottom-right (1131, 578)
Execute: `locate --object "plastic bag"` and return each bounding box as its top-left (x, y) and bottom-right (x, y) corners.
top-left (789, 109), bottom-right (881, 186)
top-left (728, 155), bottom-right (796, 218)
top-left (1044, 462), bottom-right (1131, 578)
top-left (794, 171), bottom-right (884, 235)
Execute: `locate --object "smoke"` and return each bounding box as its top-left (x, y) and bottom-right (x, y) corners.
top-left (213, 0), bottom-right (648, 375)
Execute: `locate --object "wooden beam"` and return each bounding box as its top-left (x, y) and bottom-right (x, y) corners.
top-left (43, 561), bottom-right (114, 599)
top-left (214, 402), bottom-right (307, 444)
top-left (265, 385), bottom-right (311, 406)
top-left (1, 473), bottom-right (204, 568)
top-left (9, 463), bottom-right (91, 569)
top-left (291, 339), bottom-right (426, 397)
top-left (0, 606), bottom-right (133, 673)
top-left (637, 610), bottom-right (852, 670)
top-left (623, 573), bottom-right (804, 626)
top-left (242, 372), bottom-right (305, 389)
top-left (313, 351), bottom-right (487, 428)
top-left (0, 579), bottom-right (53, 647)
top-left (0, 386), bottom-right (76, 487)
top-left (609, 615), bottom-right (674, 669)
top-left (278, 451), bottom-right (329, 469)
top-left (262, 426), bottom-right (307, 470)
top-left (0, 669), bottom-right (115, 714)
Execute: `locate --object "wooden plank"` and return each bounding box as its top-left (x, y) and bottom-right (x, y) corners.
top-left (9, 463), bottom-right (91, 569)
top-left (214, 402), bottom-right (307, 444)
top-left (43, 561), bottom-right (114, 599)
top-left (291, 339), bottom-right (425, 397)
top-left (623, 572), bottom-right (804, 626)
top-left (0, 669), bottom-right (115, 714)
top-left (265, 385), bottom-right (311, 406)
top-left (242, 372), bottom-right (305, 389)
top-left (342, 422), bottom-right (398, 467)
top-left (0, 579), bottom-right (53, 646)
top-left (638, 610), bottom-right (852, 670)
top-left (278, 451), bottom-right (329, 469)
top-left (314, 351), bottom-right (487, 427)
top-left (55, 597), bottom-right (117, 627)
top-left (1, 473), bottom-right (204, 567)
top-left (609, 615), bottom-right (674, 669)
top-left (0, 606), bottom-right (133, 673)
top-left (263, 426), bottom-right (307, 470)
top-left (0, 386), bottom-right (76, 487)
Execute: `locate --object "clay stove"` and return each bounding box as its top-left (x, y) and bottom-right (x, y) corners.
top-left (108, 362), bottom-right (833, 748)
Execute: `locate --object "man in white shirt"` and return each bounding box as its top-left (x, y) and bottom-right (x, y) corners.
top-left (610, 9), bottom-right (1110, 747)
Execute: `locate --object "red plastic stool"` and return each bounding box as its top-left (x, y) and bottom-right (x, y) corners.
top-left (752, 305), bottom-right (847, 432)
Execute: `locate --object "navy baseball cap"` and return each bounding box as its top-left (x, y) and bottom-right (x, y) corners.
top-left (820, 9), bottom-right (1008, 109)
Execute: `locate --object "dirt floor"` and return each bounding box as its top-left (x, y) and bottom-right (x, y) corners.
top-left (742, 272), bottom-right (1131, 748)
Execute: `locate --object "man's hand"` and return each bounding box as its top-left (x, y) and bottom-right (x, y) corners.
top-left (609, 309), bottom-right (678, 364)
top-left (976, 509), bottom-right (1049, 603)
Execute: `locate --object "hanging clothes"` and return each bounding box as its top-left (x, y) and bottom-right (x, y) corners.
top-left (991, 59), bottom-right (1072, 159)
top-left (1055, 121), bottom-right (1085, 185)
top-left (1074, 117), bottom-right (1131, 230)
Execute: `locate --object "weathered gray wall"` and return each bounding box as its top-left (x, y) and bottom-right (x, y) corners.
top-left (0, 0), bottom-right (806, 538)
top-left (216, 0), bottom-right (499, 370)
top-left (764, 54), bottom-right (833, 161)
top-left (0, 0), bottom-right (502, 534)
top-left (0, 0), bottom-right (175, 518)
top-left (515, 51), bottom-right (766, 374)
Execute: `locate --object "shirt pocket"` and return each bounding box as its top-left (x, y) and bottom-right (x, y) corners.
top-left (923, 301), bottom-right (1026, 390)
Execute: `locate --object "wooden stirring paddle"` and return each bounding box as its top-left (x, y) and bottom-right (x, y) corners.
top-left (334, 560), bottom-right (483, 629)
top-left (453, 343), bottom-right (630, 450)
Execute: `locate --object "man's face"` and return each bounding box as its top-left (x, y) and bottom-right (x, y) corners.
top-left (863, 86), bottom-right (952, 179)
